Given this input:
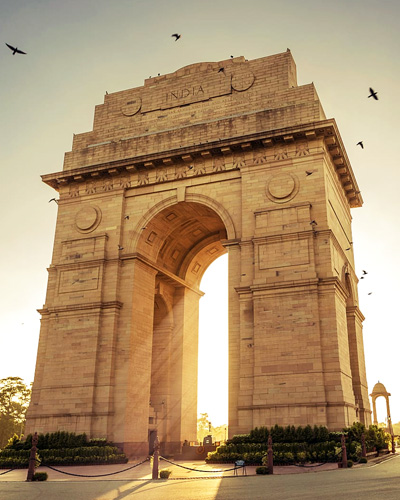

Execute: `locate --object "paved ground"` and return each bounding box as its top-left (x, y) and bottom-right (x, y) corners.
top-left (0, 454), bottom-right (398, 500)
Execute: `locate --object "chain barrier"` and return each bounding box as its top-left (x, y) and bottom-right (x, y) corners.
top-left (159, 456), bottom-right (246, 474)
top-left (44, 457), bottom-right (150, 478)
top-left (0, 468), bottom-right (16, 476)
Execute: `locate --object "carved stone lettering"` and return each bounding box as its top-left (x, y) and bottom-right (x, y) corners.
top-left (166, 86), bottom-right (204, 103)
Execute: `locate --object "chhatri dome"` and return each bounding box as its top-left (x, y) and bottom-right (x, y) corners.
top-left (370, 381), bottom-right (391, 397)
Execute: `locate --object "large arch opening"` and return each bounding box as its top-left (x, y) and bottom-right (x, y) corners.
top-left (134, 201), bottom-right (230, 453)
top-left (198, 254), bottom-right (229, 442)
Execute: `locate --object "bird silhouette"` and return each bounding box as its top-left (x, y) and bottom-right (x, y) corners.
top-left (368, 87), bottom-right (378, 100)
top-left (49, 198), bottom-right (59, 204)
top-left (118, 245), bottom-right (124, 251)
top-left (218, 67), bottom-right (225, 73)
top-left (345, 247), bottom-right (351, 251)
top-left (171, 33), bottom-right (181, 41)
top-left (357, 141), bottom-right (364, 149)
top-left (124, 215), bottom-right (130, 220)
top-left (305, 171), bottom-right (313, 176)
top-left (368, 292), bottom-right (372, 295)
top-left (310, 220), bottom-right (317, 226)
top-left (362, 270), bottom-right (368, 275)
top-left (6, 43), bottom-right (26, 55)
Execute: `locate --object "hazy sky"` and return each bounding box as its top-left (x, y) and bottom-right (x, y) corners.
top-left (1, 0), bottom-right (399, 428)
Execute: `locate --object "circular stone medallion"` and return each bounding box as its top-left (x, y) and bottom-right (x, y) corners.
top-left (231, 70), bottom-right (255, 92)
top-left (266, 173), bottom-right (299, 203)
top-left (75, 205), bottom-right (101, 232)
top-left (121, 96), bottom-right (142, 116)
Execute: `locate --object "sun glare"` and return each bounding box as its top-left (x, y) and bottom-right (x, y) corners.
top-left (198, 254), bottom-right (229, 428)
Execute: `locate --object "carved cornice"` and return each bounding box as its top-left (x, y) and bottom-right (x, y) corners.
top-left (41, 119), bottom-right (362, 209)
top-left (38, 300), bottom-right (123, 316)
top-left (346, 305), bottom-right (366, 322)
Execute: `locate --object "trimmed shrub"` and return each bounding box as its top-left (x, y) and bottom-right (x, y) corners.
top-left (255, 466), bottom-right (269, 475)
top-left (160, 469), bottom-right (172, 479)
top-left (358, 457), bottom-right (368, 464)
top-left (7, 432), bottom-right (118, 452)
top-left (0, 445), bottom-right (128, 468)
top-left (347, 460), bottom-right (353, 468)
top-left (32, 472), bottom-right (48, 481)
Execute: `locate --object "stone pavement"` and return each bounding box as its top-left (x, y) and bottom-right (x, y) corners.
top-left (0, 455), bottom-right (399, 500)
top-left (1, 454), bottom-right (394, 482)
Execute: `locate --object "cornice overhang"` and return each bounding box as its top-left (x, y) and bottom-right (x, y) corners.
top-left (41, 119), bottom-right (362, 208)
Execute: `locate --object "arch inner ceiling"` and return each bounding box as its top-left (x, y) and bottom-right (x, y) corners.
top-left (136, 202), bottom-right (227, 287)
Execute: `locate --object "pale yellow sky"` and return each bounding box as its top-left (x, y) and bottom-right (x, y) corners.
top-left (1, 0), bottom-right (399, 428)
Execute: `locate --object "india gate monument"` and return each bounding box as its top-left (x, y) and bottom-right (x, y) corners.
top-left (25, 50), bottom-right (372, 456)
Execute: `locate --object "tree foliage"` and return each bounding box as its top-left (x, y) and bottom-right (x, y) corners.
top-left (0, 377), bottom-right (31, 449)
top-left (197, 413), bottom-right (228, 443)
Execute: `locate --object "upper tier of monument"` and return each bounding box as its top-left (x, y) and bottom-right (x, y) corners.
top-left (42, 50), bottom-right (361, 209)
top-left (65, 51), bottom-right (325, 166)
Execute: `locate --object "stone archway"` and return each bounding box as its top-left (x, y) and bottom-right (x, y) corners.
top-left (26, 50), bottom-right (372, 456)
top-left (120, 200), bottom-right (230, 455)
top-left (370, 382), bottom-right (392, 428)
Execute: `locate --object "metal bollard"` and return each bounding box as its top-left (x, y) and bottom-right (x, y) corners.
top-left (26, 432), bottom-right (38, 482)
top-left (341, 434), bottom-right (348, 469)
top-left (152, 435), bottom-right (160, 479)
top-left (267, 435), bottom-right (273, 475)
top-left (361, 433), bottom-right (367, 458)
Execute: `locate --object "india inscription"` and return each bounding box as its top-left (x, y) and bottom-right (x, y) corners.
top-left (27, 51), bottom-right (371, 457)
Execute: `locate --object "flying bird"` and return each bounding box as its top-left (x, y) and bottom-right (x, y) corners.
top-left (368, 292), bottom-right (372, 295)
top-left (124, 215), bottom-right (130, 220)
top-left (362, 270), bottom-right (368, 275)
top-left (218, 67), bottom-right (225, 73)
top-left (368, 87), bottom-right (378, 100)
top-left (310, 220), bottom-right (317, 226)
top-left (305, 171), bottom-right (313, 176)
top-left (49, 198), bottom-right (59, 204)
top-left (345, 247), bottom-right (351, 251)
top-left (118, 245), bottom-right (124, 251)
top-left (171, 33), bottom-right (181, 41)
top-left (357, 141), bottom-right (364, 149)
top-left (5, 43), bottom-right (26, 55)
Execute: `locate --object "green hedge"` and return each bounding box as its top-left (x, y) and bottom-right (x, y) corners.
top-left (206, 441), bottom-right (342, 465)
top-left (4, 432), bottom-right (117, 452)
top-left (206, 422), bottom-right (389, 465)
top-left (0, 445), bottom-right (128, 468)
top-left (227, 425), bottom-right (338, 445)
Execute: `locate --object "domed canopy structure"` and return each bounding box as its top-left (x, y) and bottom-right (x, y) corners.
top-left (370, 382), bottom-right (391, 397)
top-left (370, 381), bottom-right (392, 426)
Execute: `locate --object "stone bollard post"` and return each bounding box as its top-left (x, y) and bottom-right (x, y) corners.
top-left (267, 435), bottom-right (273, 475)
top-left (361, 433), bottom-right (367, 458)
top-left (26, 432), bottom-right (38, 482)
top-left (341, 434), bottom-right (348, 469)
top-left (152, 435), bottom-right (160, 480)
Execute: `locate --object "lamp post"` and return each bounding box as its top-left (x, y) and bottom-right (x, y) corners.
top-left (26, 432), bottom-right (38, 482)
top-left (152, 435), bottom-right (160, 480)
top-left (341, 434), bottom-right (348, 468)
